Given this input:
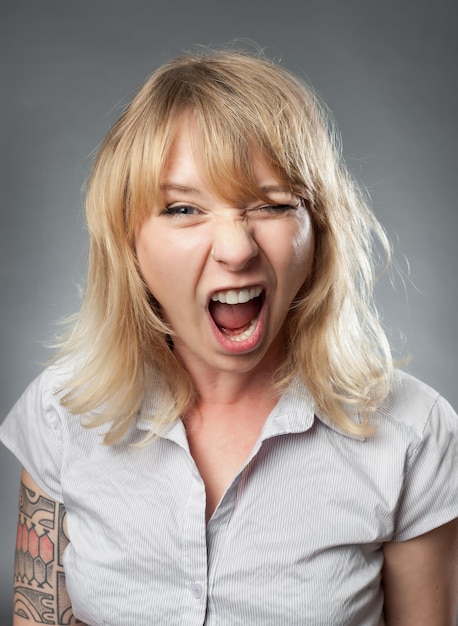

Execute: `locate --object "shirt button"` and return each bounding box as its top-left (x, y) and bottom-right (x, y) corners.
top-left (191, 583), bottom-right (203, 599)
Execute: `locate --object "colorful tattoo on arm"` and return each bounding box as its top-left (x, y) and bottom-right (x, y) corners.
top-left (14, 479), bottom-right (84, 625)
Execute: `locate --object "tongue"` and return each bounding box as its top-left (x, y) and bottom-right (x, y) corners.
top-left (210, 299), bottom-right (260, 331)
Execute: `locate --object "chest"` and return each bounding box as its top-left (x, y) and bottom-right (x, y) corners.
top-left (61, 429), bottom-right (400, 625)
top-left (185, 417), bottom-right (264, 522)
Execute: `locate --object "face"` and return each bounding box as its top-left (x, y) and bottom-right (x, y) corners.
top-left (135, 118), bottom-right (315, 380)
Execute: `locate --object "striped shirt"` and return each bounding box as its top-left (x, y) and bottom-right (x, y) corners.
top-left (1, 365), bottom-right (457, 625)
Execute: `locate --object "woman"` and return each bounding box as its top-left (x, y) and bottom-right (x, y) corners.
top-left (2, 50), bottom-right (457, 626)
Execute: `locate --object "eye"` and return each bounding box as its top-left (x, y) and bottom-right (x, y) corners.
top-left (248, 203), bottom-right (296, 218)
top-left (161, 204), bottom-right (202, 216)
top-left (261, 204), bottom-right (295, 212)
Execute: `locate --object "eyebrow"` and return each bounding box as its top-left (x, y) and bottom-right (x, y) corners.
top-left (160, 183), bottom-right (292, 195)
top-left (160, 183), bottom-right (200, 194)
top-left (259, 185), bottom-right (292, 194)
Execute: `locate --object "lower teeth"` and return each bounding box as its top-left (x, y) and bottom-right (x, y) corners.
top-left (222, 316), bottom-right (258, 342)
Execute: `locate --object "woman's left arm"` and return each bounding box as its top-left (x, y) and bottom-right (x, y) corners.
top-left (383, 518), bottom-right (458, 625)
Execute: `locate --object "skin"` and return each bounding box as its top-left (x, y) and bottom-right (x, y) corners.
top-left (13, 473), bottom-right (458, 624)
top-left (382, 519), bottom-right (458, 625)
top-left (135, 117), bottom-right (315, 394)
top-left (11, 116), bottom-right (458, 622)
top-left (135, 117), bottom-right (315, 519)
top-left (13, 468), bottom-right (86, 626)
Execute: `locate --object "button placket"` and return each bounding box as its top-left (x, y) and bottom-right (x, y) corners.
top-left (180, 460), bottom-right (208, 624)
top-left (191, 582), bottom-right (203, 599)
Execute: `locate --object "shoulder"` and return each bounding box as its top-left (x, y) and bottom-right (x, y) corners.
top-left (376, 371), bottom-right (458, 540)
top-left (8, 361), bottom-right (77, 424)
top-left (377, 370), bottom-right (455, 440)
top-left (1, 358), bottom-right (91, 459)
top-left (0, 364), bottom-right (76, 504)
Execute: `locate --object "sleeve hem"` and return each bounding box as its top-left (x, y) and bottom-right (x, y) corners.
top-left (390, 507), bottom-right (458, 542)
top-left (0, 433), bottom-right (64, 504)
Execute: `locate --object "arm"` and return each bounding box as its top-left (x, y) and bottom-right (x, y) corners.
top-left (13, 468), bottom-right (87, 626)
top-left (383, 518), bottom-right (458, 626)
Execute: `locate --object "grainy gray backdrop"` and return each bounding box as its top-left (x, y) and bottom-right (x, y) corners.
top-left (1, 0), bottom-right (457, 622)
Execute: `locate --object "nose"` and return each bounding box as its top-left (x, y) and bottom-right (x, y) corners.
top-left (211, 217), bottom-right (258, 270)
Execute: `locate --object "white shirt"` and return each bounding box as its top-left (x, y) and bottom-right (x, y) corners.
top-left (1, 365), bottom-right (457, 625)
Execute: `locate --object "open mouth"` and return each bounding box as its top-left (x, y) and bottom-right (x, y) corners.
top-left (208, 286), bottom-right (264, 343)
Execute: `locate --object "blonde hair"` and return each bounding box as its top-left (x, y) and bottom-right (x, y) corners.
top-left (57, 49), bottom-right (393, 443)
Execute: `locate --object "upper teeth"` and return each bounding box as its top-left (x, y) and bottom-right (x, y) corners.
top-left (211, 286), bottom-right (263, 305)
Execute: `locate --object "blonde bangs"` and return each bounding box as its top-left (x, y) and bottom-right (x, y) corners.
top-left (141, 53), bottom-right (321, 207)
top-left (89, 51), bottom-right (327, 227)
top-left (56, 50), bottom-right (394, 444)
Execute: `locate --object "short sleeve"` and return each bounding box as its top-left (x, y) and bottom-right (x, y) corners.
top-left (0, 368), bottom-right (64, 502)
top-left (392, 395), bottom-right (458, 541)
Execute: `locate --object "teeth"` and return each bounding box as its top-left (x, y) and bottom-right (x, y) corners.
top-left (211, 285), bottom-right (263, 304)
top-left (226, 317), bottom-right (258, 342)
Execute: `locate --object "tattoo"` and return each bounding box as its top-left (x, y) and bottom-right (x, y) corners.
top-left (58, 504), bottom-right (70, 568)
top-left (13, 587), bottom-right (54, 623)
top-left (14, 481), bottom-right (83, 624)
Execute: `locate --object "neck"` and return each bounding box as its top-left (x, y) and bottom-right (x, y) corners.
top-left (174, 329), bottom-right (286, 408)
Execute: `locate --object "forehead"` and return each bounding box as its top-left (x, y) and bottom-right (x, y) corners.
top-left (160, 115), bottom-right (291, 202)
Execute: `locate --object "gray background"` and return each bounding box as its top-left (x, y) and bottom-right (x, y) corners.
top-left (1, 0), bottom-right (457, 621)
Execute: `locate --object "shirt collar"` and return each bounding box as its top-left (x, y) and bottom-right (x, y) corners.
top-left (259, 377), bottom-right (366, 442)
top-left (136, 375), bottom-right (366, 442)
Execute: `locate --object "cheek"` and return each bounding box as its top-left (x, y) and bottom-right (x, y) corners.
top-left (288, 214), bottom-right (315, 279)
top-left (295, 232), bottom-right (315, 275)
top-left (135, 225), bottom-right (168, 293)
top-left (135, 234), bottom-right (153, 283)
top-left (135, 222), bottom-right (204, 308)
